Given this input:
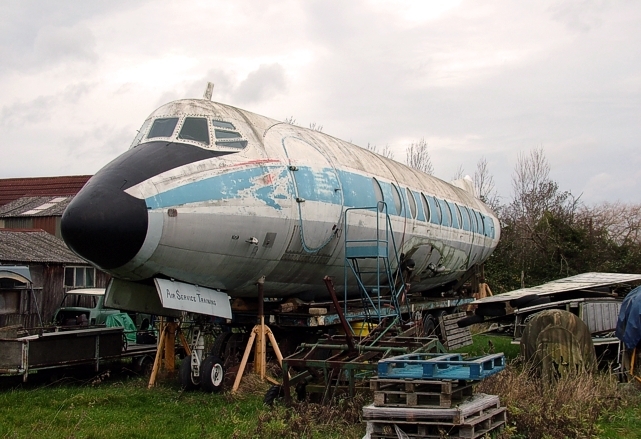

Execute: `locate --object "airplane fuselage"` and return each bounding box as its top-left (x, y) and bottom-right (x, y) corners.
top-left (61, 99), bottom-right (499, 299)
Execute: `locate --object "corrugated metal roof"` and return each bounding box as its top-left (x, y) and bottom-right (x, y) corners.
top-left (0, 229), bottom-right (86, 264)
top-left (474, 272), bottom-right (641, 304)
top-left (0, 176), bottom-right (91, 207)
top-left (0, 196), bottom-right (72, 217)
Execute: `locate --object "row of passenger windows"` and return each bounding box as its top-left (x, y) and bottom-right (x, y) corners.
top-left (371, 178), bottom-right (495, 238)
top-left (133, 117), bottom-right (248, 150)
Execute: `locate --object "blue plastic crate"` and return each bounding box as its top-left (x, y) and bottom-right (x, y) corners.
top-left (377, 352), bottom-right (506, 380)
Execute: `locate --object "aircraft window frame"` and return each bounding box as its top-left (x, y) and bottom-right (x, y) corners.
top-left (406, 187), bottom-right (417, 219)
top-left (130, 119), bottom-right (152, 149)
top-left (372, 178), bottom-right (385, 212)
top-left (460, 205), bottom-right (471, 231)
top-left (391, 183), bottom-right (403, 216)
top-left (454, 204), bottom-right (463, 229)
top-left (475, 211), bottom-right (485, 235)
top-left (420, 193), bottom-right (431, 223)
top-left (215, 140), bottom-right (248, 150)
top-left (212, 120), bottom-right (236, 130)
top-left (484, 216), bottom-right (495, 238)
top-left (437, 198), bottom-right (451, 227)
top-left (469, 209), bottom-right (478, 233)
top-left (448, 201), bottom-right (460, 229)
top-left (427, 195), bottom-right (441, 225)
top-left (214, 129), bottom-right (242, 139)
top-left (178, 117), bottom-right (210, 145)
top-left (147, 117), bottom-right (179, 139)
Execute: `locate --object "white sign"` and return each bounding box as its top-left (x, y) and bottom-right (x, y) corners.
top-left (154, 279), bottom-right (232, 319)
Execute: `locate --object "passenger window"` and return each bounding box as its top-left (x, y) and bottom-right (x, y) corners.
top-left (213, 120), bottom-right (236, 129)
top-left (469, 209), bottom-right (478, 232)
top-left (215, 129), bottom-right (242, 139)
top-left (460, 206), bottom-right (471, 231)
top-left (372, 178), bottom-right (384, 212)
top-left (215, 140), bottom-right (247, 149)
top-left (476, 211), bottom-right (485, 235)
top-left (147, 117), bottom-right (179, 139)
top-left (179, 117), bottom-right (210, 144)
top-left (437, 199), bottom-right (451, 227)
top-left (406, 188), bottom-right (417, 219)
top-left (391, 184), bottom-right (403, 216)
top-left (448, 202), bottom-right (460, 229)
top-left (428, 196), bottom-right (441, 225)
top-left (484, 216), bottom-right (495, 238)
top-left (421, 193), bottom-right (431, 222)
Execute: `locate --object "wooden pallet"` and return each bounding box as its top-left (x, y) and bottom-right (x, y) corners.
top-left (377, 353), bottom-right (506, 380)
top-left (366, 406), bottom-right (506, 438)
top-left (439, 312), bottom-right (473, 350)
top-left (371, 377), bottom-right (474, 408)
top-left (363, 393), bottom-right (501, 425)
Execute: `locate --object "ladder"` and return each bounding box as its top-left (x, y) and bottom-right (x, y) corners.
top-left (343, 202), bottom-right (407, 328)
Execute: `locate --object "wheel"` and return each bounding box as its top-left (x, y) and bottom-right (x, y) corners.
top-left (179, 356), bottom-right (200, 391)
top-left (422, 314), bottom-right (436, 336)
top-left (135, 355), bottom-right (154, 375)
top-left (201, 355), bottom-right (225, 393)
top-left (457, 314), bottom-right (484, 328)
top-left (509, 294), bottom-right (539, 308)
top-left (264, 384), bottom-right (284, 405)
top-left (211, 332), bottom-right (232, 358)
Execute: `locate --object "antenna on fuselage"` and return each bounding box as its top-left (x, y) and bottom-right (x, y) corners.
top-left (203, 82), bottom-right (214, 100)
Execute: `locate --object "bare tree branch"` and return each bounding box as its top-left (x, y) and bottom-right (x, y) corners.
top-left (405, 138), bottom-right (434, 175)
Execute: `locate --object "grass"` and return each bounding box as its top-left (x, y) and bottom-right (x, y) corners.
top-left (0, 373), bottom-right (365, 439)
top-left (2, 334), bottom-right (641, 439)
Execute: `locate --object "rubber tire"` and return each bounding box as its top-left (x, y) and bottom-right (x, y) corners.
top-left (520, 296), bottom-right (551, 308)
top-left (457, 314), bottom-right (484, 328)
top-left (422, 315), bottom-right (436, 336)
top-left (264, 384), bottom-right (284, 406)
top-left (201, 355), bottom-right (225, 393)
top-left (475, 304), bottom-right (507, 317)
top-left (179, 357), bottom-right (200, 391)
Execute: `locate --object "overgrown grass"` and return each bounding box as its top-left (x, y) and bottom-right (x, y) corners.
top-left (0, 374), bottom-right (365, 439)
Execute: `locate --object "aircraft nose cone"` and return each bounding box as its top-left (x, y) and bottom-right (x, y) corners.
top-left (61, 180), bottom-right (148, 270)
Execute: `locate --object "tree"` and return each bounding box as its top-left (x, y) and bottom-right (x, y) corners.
top-left (473, 157), bottom-right (499, 209)
top-left (405, 138), bottom-right (434, 175)
top-left (366, 143), bottom-right (394, 159)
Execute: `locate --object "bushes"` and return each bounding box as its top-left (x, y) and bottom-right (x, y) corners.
top-left (477, 361), bottom-right (625, 439)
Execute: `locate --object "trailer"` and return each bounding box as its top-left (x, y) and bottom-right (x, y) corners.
top-left (0, 326), bottom-right (157, 382)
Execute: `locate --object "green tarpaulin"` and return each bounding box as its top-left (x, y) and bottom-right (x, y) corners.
top-left (105, 313), bottom-right (137, 344)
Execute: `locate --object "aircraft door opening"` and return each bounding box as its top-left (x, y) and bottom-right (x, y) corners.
top-left (282, 136), bottom-right (343, 252)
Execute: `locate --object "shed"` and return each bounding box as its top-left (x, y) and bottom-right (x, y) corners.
top-left (0, 196), bottom-right (73, 239)
top-left (0, 229), bottom-right (110, 328)
top-left (0, 175), bottom-right (90, 207)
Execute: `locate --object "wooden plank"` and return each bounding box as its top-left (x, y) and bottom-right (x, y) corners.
top-left (363, 393), bottom-right (501, 425)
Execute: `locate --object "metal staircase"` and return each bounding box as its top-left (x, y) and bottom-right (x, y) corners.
top-left (343, 202), bottom-right (407, 327)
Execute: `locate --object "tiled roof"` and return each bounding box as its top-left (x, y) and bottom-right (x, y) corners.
top-left (0, 176), bottom-right (91, 207)
top-left (0, 196), bottom-right (72, 217)
top-left (0, 229), bottom-right (86, 264)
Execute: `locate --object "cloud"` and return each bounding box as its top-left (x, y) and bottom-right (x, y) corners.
top-left (233, 63), bottom-right (287, 104)
top-left (33, 24), bottom-right (97, 65)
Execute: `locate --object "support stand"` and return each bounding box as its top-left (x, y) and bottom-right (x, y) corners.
top-left (148, 318), bottom-right (191, 388)
top-left (232, 276), bottom-right (285, 393)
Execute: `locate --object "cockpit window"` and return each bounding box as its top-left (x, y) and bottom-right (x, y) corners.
top-left (178, 117), bottom-right (210, 145)
top-left (130, 119), bottom-right (151, 148)
top-left (215, 129), bottom-right (242, 139)
top-left (215, 140), bottom-right (247, 149)
top-left (148, 117), bottom-right (179, 139)
top-left (213, 120), bottom-right (235, 130)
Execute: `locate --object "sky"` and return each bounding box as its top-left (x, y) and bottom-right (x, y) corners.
top-left (0, 0), bottom-right (639, 205)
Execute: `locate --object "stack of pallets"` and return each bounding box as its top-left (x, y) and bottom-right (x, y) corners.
top-left (363, 353), bottom-right (507, 439)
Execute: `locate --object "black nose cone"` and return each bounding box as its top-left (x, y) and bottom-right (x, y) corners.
top-left (61, 180), bottom-right (148, 270)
